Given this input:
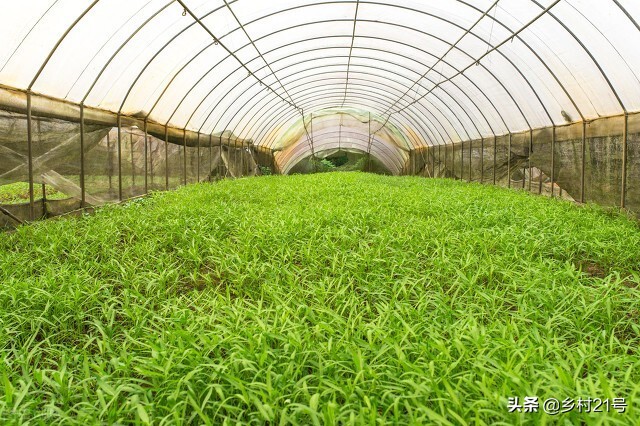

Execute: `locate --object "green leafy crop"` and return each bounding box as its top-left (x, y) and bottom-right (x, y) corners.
top-left (0, 172), bottom-right (638, 424)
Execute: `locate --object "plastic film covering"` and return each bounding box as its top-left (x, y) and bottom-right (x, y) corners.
top-left (0, 1), bottom-right (639, 222)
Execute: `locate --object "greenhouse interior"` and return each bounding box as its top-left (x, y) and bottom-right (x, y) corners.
top-left (0, 0), bottom-right (639, 424)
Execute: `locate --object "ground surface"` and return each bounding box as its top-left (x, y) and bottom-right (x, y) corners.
top-left (0, 172), bottom-right (639, 425)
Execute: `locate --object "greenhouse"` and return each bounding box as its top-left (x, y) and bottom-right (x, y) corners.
top-left (0, 0), bottom-right (639, 424)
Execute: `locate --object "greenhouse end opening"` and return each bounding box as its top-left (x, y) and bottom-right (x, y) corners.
top-left (1, 1), bottom-right (640, 424)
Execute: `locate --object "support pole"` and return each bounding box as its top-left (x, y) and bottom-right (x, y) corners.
top-left (528, 129), bottom-right (533, 192)
top-left (451, 143), bottom-right (455, 180)
top-left (551, 125), bottom-right (556, 198)
top-left (581, 120), bottom-right (586, 203)
top-left (117, 113), bottom-right (123, 201)
top-left (219, 135), bottom-right (223, 177)
top-left (508, 133), bottom-right (512, 189)
top-left (621, 113), bottom-right (628, 208)
top-left (367, 112), bottom-right (372, 173)
top-left (164, 125), bottom-right (169, 191)
top-left (461, 141), bottom-right (464, 181)
top-left (480, 137), bottom-right (484, 184)
top-left (144, 119), bottom-right (149, 193)
top-left (182, 129), bottom-right (187, 185)
top-left (107, 131), bottom-right (112, 191)
top-left (196, 132), bottom-right (201, 182)
top-left (79, 103), bottom-right (86, 208)
top-left (240, 141), bottom-right (244, 177)
top-left (26, 91), bottom-right (34, 221)
top-left (41, 182), bottom-right (46, 216)
top-left (209, 133), bottom-right (213, 181)
top-left (468, 139), bottom-right (473, 182)
top-left (130, 132), bottom-right (135, 188)
top-left (493, 136), bottom-right (497, 185)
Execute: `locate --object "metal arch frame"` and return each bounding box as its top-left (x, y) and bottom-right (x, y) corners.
top-left (246, 66), bottom-right (488, 145)
top-left (133, 30), bottom-right (507, 142)
top-left (115, 3), bottom-right (537, 183)
top-left (612, 0), bottom-right (640, 208)
top-left (268, 102), bottom-right (428, 159)
top-left (117, 1), bottom-right (240, 120)
top-left (163, 18), bottom-right (560, 161)
top-left (146, 17), bottom-right (532, 143)
top-left (24, 0), bottom-right (630, 138)
top-left (282, 142), bottom-right (401, 176)
top-left (217, 0), bottom-right (559, 135)
top-left (377, 0), bottom-right (500, 121)
top-left (212, 0), bottom-right (318, 162)
top-left (209, 59), bottom-right (477, 147)
top-left (239, 84), bottom-right (454, 152)
top-left (106, 2), bottom-right (534, 140)
top-left (228, 69), bottom-right (469, 153)
top-left (186, 41), bottom-right (504, 152)
top-left (72, 0), bottom-right (581, 181)
top-left (22, 0), bottom-right (100, 218)
top-left (196, 49), bottom-right (490, 145)
top-left (527, 0), bottom-right (628, 203)
top-left (280, 129), bottom-right (404, 168)
top-left (185, 4), bottom-right (564, 141)
top-left (155, 28), bottom-right (462, 147)
top-left (80, 1), bottom-right (175, 106)
top-left (340, 0), bottom-right (360, 108)
top-left (177, 36), bottom-right (501, 156)
top-left (245, 87), bottom-right (453, 152)
top-left (63, 0), bottom-right (159, 99)
top-left (229, 0), bottom-right (587, 132)
top-left (280, 129), bottom-right (404, 174)
top-left (189, 61), bottom-right (442, 155)
top-left (12, 0), bottom-right (640, 210)
top-left (195, 63), bottom-right (444, 153)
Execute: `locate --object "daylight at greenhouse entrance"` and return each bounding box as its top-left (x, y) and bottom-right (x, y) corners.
top-left (0, 0), bottom-right (639, 424)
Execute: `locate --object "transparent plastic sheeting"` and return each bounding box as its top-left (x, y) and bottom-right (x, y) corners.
top-left (1, 0), bottom-right (639, 153)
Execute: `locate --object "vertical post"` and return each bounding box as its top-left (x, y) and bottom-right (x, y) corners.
top-left (79, 103), bottom-right (86, 208)
top-left (164, 125), bottom-right (169, 190)
top-left (209, 133), bottom-right (213, 181)
top-left (461, 141), bottom-right (464, 181)
top-left (197, 132), bottom-right (201, 182)
top-left (107, 131), bottom-right (112, 191)
top-left (182, 129), bottom-right (187, 185)
top-left (460, 141), bottom-right (464, 181)
top-left (117, 113), bottom-right (123, 201)
top-left (580, 120), bottom-right (586, 203)
top-left (240, 141), bottom-right (245, 177)
top-left (41, 182), bottom-right (47, 217)
top-left (538, 150), bottom-right (543, 196)
top-left (528, 129), bottom-right (533, 191)
top-left (451, 143), bottom-right (455, 179)
top-left (493, 135), bottom-right (497, 185)
top-left (480, 137), bottom-right (484, 184)
top-left (219, 135), bottom-right (223, 178)
top-left (143, 119), bottom-right (149, 194)
top-left (551, 125), bottom-right (556, 198)
top-left (368, 112), bottom-right (372, 172)
top-left (26, 91), bottom-right (35, 220)
top-left (621, 113), bottom-right (628, 209)
top-left (130, 132), bottom-right (136, 188)
top-left (507, 133), bottom-right (512, 188)
top-left (468, 139), bottom-right (473, 182)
